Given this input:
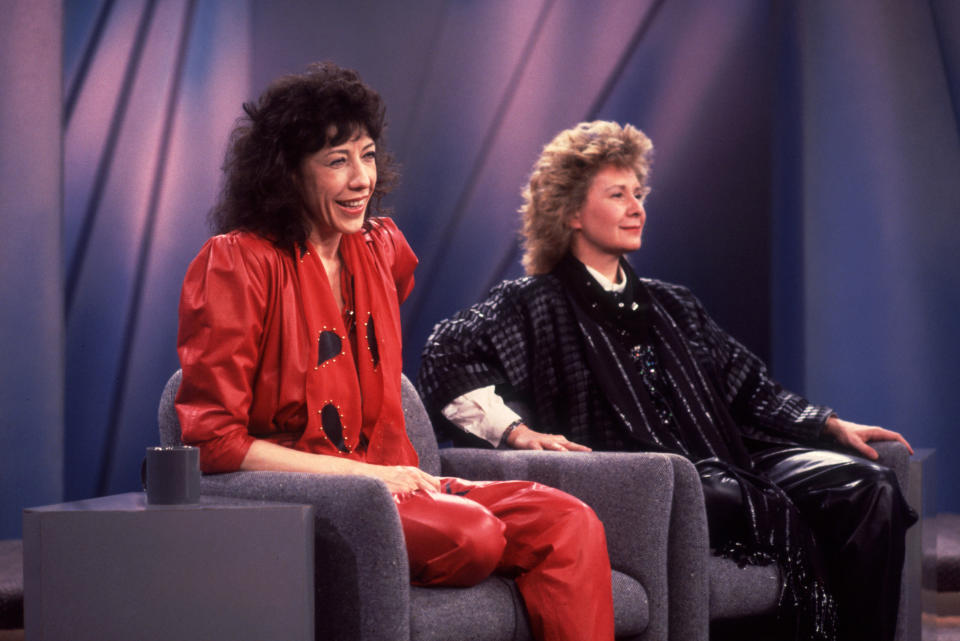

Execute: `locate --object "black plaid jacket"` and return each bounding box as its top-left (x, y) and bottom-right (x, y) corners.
top-left (417, 274), bottom-right (833, 451)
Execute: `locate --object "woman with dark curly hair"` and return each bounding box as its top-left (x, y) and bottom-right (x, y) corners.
top-left (419, 120), bottom-right (917, 641)
top-left (175, 63), bottom-right (614, 641)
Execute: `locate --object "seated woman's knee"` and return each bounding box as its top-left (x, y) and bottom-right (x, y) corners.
top-left (852, 461), bottom-right (901, 500)
top-left (402, 494), bottom-right (507, 586)
top-left (541, 487), bottom-right (605, 536)
top-left (453, 503), bottom-right (509, 570)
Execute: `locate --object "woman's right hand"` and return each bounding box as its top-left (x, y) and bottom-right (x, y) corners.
top-left (363, 463), bottom-right (442, 494)
top-left (506, 424), bottom-right (592, 451)
top-left (240, 440), bottom-right (441, 494)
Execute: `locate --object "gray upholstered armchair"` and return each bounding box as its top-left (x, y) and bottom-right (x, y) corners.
top-left (438, 404), bottom-right (921, 641)
top-left (669, 439), bottom-right (919, 641)
top-left (158, 370), bottom-right (698, 641)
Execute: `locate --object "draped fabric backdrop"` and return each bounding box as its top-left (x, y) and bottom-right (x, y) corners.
top-left (1, 0), bottom-right (957, 537)
top-left (0, 0), bottom-right (64, 539)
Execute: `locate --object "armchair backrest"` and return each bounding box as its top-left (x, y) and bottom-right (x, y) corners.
top-left (158, 369), bottom-right (184, 447)
top-left (157, 370), bottom-right (442, 475)
top-left (400, 374), bottom-right (441, 475)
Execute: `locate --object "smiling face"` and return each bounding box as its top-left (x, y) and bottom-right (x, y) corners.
top-left (568, 164), bottom-right (649, 272)
top-left (300, 127), bottom-right (377, 245)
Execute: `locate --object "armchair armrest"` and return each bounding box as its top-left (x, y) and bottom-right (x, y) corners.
top-left (440, 449), bottom-right (683, 641)
top-left (663, 454), bottom-right (711, 641)
top-left (872, 440), bottom-right (910, 494)
top-left (200, 472), bottom-right (411, 641)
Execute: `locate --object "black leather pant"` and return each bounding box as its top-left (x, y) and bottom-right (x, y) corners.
top-left (705, 443), bottom-right (915, 641)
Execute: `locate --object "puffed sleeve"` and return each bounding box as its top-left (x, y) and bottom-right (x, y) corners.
top-left (418, 279), bottom-right (534, 416)
top-left (175, 234), bottom-right (271, 473)
top-left (365, 217), bottom-right (417, 303)
top-left (677, 286), bottom-right (833, 442)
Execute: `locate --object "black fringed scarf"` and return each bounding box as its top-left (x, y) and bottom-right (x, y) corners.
top-left (552, 253), bottom-right (838, 641)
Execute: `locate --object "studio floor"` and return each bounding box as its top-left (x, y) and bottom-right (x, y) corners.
top-left (926, 616), bottom-right (960, 641)
top-left (2, 512), bottom-right (957, 641)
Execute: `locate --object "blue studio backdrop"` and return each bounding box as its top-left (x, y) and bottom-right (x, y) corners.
top-left (1, 0), bottom-right (958, 537)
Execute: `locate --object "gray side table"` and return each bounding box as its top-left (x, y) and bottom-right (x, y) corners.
top-left (24, 492), bottom-right (314, 641)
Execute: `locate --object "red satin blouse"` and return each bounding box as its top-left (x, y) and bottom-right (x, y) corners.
top-left (175, 217), bottom-right (419, 474)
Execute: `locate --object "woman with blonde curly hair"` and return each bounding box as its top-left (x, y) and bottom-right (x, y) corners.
top-left (520, 120), bottom-right (653, 276)
top-left (419, 120), bottom-right (915, 641)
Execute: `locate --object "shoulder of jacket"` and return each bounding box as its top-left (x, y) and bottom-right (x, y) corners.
top-left (202, 230), bottom-right (294, 268)
top-left (640, 277), bottom-right (695, 301)
top-left (489, 273), bottom-right (563, 299)
top-left (208, 230), bottom-right (278, 251)
top-left (362, 216), bottom-right (401, 242)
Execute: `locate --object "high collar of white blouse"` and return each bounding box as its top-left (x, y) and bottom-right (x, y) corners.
top-left (583, 262), bottom-right (627, 294)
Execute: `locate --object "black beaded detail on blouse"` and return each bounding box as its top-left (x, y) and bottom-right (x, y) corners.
top-left (320, 402), bottom-right (350, 453)
top-left (318, 331), bottom-right (343, 366)
top-left (366, 313), bottom-right (380, 367)
top-left (632, 343), bottom-right (677, 429)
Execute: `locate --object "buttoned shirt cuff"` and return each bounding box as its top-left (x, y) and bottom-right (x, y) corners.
top-left (441, 386), bottom-right (523, 447)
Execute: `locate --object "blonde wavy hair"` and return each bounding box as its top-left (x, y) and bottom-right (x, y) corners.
top-left (520, 121), bottom-right (653, 274)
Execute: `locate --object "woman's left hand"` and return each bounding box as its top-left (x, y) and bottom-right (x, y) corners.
top-left (823, 416), bottom-right (914, 460)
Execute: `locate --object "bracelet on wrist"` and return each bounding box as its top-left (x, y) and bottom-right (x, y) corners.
top-left (499, 419), bottom-right (524, 448)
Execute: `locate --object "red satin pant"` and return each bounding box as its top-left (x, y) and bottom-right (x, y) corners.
top-left (395, 477), bottom-right (615, 641)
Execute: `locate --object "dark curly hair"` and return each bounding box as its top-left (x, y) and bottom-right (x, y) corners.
top-left (209, 62), bottom-right (399, 247)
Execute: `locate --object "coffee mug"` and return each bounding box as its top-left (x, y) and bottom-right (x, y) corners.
top-left (140, 446), bottom-right (200, 505)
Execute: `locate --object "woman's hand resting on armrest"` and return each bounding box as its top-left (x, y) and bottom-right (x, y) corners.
top-left (822, 416), bottom-right (914, 461)
top-left (505, 424), bottom-right (592, 452)
top-left (362, 464), bottom-right (442, 494)
top-left (239, 439), bottom-right (441, 494)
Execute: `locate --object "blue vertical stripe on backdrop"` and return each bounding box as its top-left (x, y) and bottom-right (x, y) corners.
top-left (65, 0), bottom-right (158, 313)
top-left (65, 0), bottom-right (184, 500)
top-left (0, 0), bottom-right (64, 539)
top-left (102, 0), bottom-right (252, 493)
top-left (929, 0), bottom-right (960, 129)
top-left (96, 0), bottom-right (199, 495)
top-left (768, 1), bottom-right (807, 395)
top-left (64, 0), bottom-right (114, 126)
top-left (797, 2), bottom-right (960, 514)
top-left (63, 0), bottom-right (148, 290)
top-left (62, 0), bottom-right (250, 499)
